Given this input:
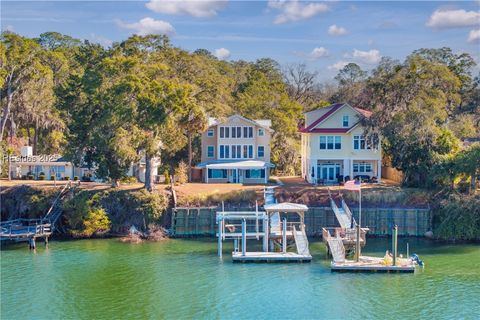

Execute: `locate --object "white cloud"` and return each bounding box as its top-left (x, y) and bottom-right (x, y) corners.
top-left (309, 47), bottom-right (329, 60)
top-left (214, 47), bottom-right (230, 60)
top-left (118, 17), bottom-right (175, 36)
top-left (268, 0), bottom-right (329, 24)
top-left (328, 24), bottom-right (348, 36)
top-left (328, 60), bottom-right (348, 70)
top-left (468, 29), bottom-right (480, 42)
top-left (426, 9), bottom-right (480, 28)
top-left (351, 49), bottom-right (381, 64)
top-left (146, 0), bottom-right (227, 18)
top-left (3, 25), bottom-right (15, 32)
top-left (89, 33), bottom-right (113, 47)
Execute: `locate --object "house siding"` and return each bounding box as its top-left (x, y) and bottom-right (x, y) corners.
top-left (301, 104), bottom-right (382, 184)
top-left (199, 115), bottom-right (273, 184)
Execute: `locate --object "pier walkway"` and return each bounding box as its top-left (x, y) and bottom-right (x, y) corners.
top-left (0, 181), bottom-right (73, 248)
top-left (323, 189), bottom-right (367, 259)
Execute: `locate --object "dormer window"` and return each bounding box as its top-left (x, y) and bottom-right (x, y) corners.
top-left (342, 115), bottom-right (349, 127)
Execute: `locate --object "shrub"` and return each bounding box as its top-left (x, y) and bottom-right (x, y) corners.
top-left (73, 176), bottom-right (79, 181)
top-left (433, 193), bottom-right (480, 241)
top-left (164, 169), bottom-right (171, 185)
top-left (27, 175), bottom-right (34, 180)
top-left (178, 189), bottom-right (258, 207)
top-left (38, 175), bottom-right (45, 180)
top-left (135, 190), bottom-right (169, 222)
top-left (72, 208), bottom-right (111, 237)
top-left (175, 161), bottom-right (188, 184)
top-left (83, 208), bottom-right (111, 236)
top-left (120, 176), bottom-right (137, 184)
top-left (50, 175), bottom-right (56, 180)
top-left (64, 176), bottom-right (70, 181)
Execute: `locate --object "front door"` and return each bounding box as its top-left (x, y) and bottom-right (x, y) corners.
top-left (229, 169), bottom-right (238, 183)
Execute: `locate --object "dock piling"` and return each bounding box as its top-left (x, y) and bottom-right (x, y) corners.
top-left (242, 219), bottom-right (246, 256)
top-left (392, 225), bottom-right (398, 266)
top-left (282, 218), bottom-right (287, 253)
top-left (263, 216), bottom-right (269, 252)
top-left (28, 237), bottom-right (36, 250)
top-left (218, 218), bottom-right (222, 257)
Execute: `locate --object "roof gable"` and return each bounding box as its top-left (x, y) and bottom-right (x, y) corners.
top-left (300, 103), bottom-right (371, 133)
top-left (208, 114), bottom-right (274, 132)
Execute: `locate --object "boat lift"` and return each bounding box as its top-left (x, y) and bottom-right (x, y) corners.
top-left (216, 201), bottom-right (312, 262)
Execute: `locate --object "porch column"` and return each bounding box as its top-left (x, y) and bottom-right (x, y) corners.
top-left (264, 167), bottom-right (267, 184)
top-left (349, 160), bottom-right (354, 180)
top-left (206, 167), bottom-right (209, 183)
top-left (236, 168), bottom-right (239, 184)
top-left (311, 159), bottom-right (317, 184)
top-left (377, 160), bottom-right (382, 182)
top-left (343, 159), bottom-right (349, 180)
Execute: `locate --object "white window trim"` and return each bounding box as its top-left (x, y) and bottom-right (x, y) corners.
top-left (218, 144), bottom-right (255, 159)
top-left (207, 145), bottom-right (215, 158)
top-left (353, 135), bottom-right (371, 150)
top-left (208, 168), bottom-right (227, 179)
top-left (353, 162), bottom-right (373, 173)
top-left (207, 128), bottom-right (214, 137)
top-left (319, 135), bottom-right (342, 150)
top-left (258, 128), bottom-right (265, 137)
top-left (257, 145), bottom-right (265, 158)
top-left (342, 115), bottom-right (349, 128)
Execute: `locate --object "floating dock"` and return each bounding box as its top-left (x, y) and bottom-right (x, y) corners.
top-left (232, 252), bottom-right (312, 263)
top-left (331, 256), bottom-right (416, 273)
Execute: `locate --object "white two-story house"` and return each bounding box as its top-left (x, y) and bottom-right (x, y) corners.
top-left (196, 114), bottom-right (274, 184)
top-left (300, 103), bottom-right (382, 184)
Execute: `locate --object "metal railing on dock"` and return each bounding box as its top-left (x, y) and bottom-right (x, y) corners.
top-left (0, 181), bottom-right (74, 247)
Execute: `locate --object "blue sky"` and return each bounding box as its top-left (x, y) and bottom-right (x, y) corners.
top-left (2, 1), bottom-right (479, 80)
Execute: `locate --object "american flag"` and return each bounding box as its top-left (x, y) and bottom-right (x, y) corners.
top-left (344, 179), bottom-right (361, 191)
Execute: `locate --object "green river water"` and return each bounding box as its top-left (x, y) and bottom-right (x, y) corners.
top-left (1, 238), bottom-right (479, 320)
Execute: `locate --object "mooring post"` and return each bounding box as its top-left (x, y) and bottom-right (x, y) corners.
top-left (406, 242), bottom-right (409, 258)
top-left (218, 217), bottom-right (222, 257)
top-left (263, 216), bottom-right (269, 252)
top-left (392, 225), bottom-right (398, 266)
top-left (282, 218), bottom-right (287, 254)
top-left (45, 236), bottom-right (48, 247)
top-left (242, 218), bottom-right (246, 256)
top-left (29, 237), bottom-right (36, 250)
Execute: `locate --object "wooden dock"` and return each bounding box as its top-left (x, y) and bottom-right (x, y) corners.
top-left (232, 252), bottom-right (312, 263)
top-left (0, 181), bottom-right (73, 249)
top-left (331, 256), bottom-right (416, 273)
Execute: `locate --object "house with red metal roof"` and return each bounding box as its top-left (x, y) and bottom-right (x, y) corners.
top-left (299, 103), bottom-right (381, 184)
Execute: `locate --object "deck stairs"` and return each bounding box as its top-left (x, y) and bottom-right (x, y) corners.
top-left (264, 186), bottom-right (276, 205)
top-left (327, 238), bottom-right (346, 263)
top-left (328, 189), bottom-right (356, 230)
top-left (293, 226), bottom-right (310, 255)
top-left (270, 212), bottom-right (281, 234)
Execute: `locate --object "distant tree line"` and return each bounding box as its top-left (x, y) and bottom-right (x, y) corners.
top-left (1, 32), bottom-right (478, 194)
